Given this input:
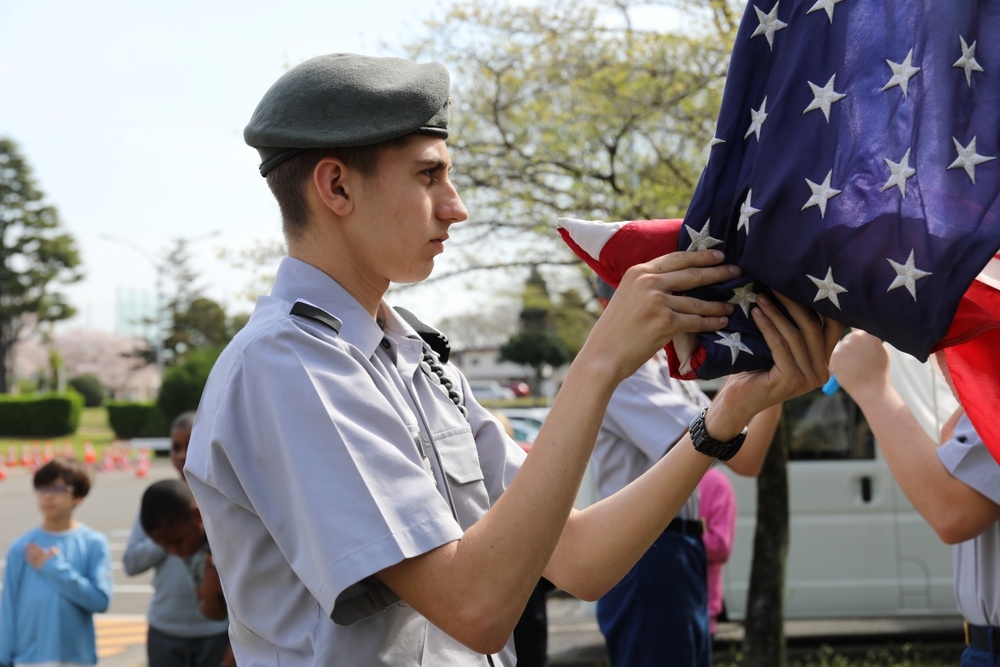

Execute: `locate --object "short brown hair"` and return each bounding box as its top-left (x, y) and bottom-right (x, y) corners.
top-left (265, 137), bottom-right (410, 240)
top-left (34, 456), bottom-right (92, 499)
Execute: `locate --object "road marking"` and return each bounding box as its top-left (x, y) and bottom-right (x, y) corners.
top-left (96, 615), bottom-right (147, 659)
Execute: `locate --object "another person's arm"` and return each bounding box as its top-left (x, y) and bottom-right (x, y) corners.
top-left (28, 535), bottom-right (112, 613)
top-left (196, 552), bottom-right (228, 621)
top-left (725, 402), bottom-right (782, 476)
top-left (378, 252), bottom-right (840, 653)
top-left (122, 514), bottom-right (166, 576)
top-left (830, 330), bottom-right (1000, 543)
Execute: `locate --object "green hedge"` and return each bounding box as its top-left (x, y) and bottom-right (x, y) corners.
top-left (106, 401), bottom-right (169, 439)
top-left (0, 393), bottom-right (84, 436)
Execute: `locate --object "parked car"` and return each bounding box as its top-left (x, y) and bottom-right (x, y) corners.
top-left (506, 417), bottom-right (540, 452)
top-left (468, 381), bottom-right (517, 401)
top-left (497, 407), bottom-right (550, 431)
top-left (508, 381), bottom-right (532, 397)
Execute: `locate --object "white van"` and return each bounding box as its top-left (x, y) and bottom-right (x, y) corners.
top-left (719, 347), bottom-right (961, 620)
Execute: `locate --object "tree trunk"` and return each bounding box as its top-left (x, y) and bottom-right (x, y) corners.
top-left (741, 419), bottom-right (789, 667)
top-left (0, 329), bottom-right (12, 394)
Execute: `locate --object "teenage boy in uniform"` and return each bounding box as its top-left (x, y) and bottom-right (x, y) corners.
top-left (831, 331), bottom-right (1000, 666)
top-left (184, 53), bottom-right (842, 665)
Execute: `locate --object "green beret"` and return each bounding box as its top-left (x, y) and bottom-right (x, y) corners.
top-left (244, 53), bottom-right (452, 176)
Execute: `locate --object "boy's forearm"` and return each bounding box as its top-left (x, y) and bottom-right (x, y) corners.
top-left (547, 436), bottom-right (712, 599)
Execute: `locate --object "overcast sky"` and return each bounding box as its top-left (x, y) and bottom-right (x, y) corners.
top-left (0, 0), bottom-right (482, 334)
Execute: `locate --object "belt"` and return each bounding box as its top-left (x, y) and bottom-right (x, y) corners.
top-left (665, 518), bottom-right (704, 537)
top-left (965, 621), bottom-right (1000, 652)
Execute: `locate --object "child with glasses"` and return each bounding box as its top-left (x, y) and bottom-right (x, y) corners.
top-left (0, 456), bottom-right (112, 667)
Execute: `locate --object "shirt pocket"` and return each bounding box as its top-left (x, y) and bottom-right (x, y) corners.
top-left (434, 426), bottom-right (491, 529)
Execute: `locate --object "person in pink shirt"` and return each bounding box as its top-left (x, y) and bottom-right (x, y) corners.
top-left (699, 465), bottom-right (738, 635)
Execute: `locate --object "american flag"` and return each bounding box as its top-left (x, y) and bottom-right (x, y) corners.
top-left (560, 0), bottom-right (1000, 460)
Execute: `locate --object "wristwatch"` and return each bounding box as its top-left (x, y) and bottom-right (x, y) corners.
top-left (688, 407), bottom-right (747, 461)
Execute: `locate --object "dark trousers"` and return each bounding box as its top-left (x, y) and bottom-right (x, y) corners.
top-left (963, 646), bottom-right (1000, 666)
top-left (147, 625), bottom-right (230, 667)
top-left (597, 530), bottom-right (709, 667)
top-left (514, 578), bottom-right (555, 667)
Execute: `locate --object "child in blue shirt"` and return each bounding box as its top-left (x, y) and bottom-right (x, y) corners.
top-left (0, 456), bottom-right (112, 667)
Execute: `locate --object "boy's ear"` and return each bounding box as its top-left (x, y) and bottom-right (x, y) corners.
top-left (312, 158), bottom-right (354, 216)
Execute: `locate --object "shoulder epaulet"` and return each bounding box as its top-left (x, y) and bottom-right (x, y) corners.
top-left (393, 306), bottom-right (451, 363)
top-left (290, 300), bottom-right (342, 333)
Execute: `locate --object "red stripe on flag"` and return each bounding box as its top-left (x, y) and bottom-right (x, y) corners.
top-left (940, 277), bottom-right (1000, 464)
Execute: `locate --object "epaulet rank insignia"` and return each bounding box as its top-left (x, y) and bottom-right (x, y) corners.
top-left (290, 300), bottom-right (342, 334)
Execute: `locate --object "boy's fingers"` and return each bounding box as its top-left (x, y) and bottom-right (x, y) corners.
top-left (659, 295), bottom-right (733, 323)
top-left (632, 250), bottom-right (741, 292)
top-left (643, 249), bottom-right (728, 273)
top-left (752, 298), bottom-right (824, 389)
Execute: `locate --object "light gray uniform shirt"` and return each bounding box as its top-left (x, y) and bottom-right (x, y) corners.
top-left (937, 414), bottom-right (1000, 627)
top-left (185, 258), bottom-right (525, 666)
top-left (593, 351), bottom-right (710, 521)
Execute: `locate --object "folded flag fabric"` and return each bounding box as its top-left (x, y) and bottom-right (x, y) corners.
top-left (558, 0), bottom-right (1000, 462)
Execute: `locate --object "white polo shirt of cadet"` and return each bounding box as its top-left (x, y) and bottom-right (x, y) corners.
top-left (593, 350), bottom-right (710, 520)
top-left (185, 257), bottom-right (526, 666)
top-left (937, 414), bottom-right (1000, 627)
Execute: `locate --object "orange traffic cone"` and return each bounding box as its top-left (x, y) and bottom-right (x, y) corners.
top-left (84, 441), bottom-right (97, 465)
top-left (5, 445), bottom-right (17, 467)
top-left (20, 444), bottom-right (32, 467)
top-left (0, 467), bottom-right (6, 481)
top-left (135, 448), bottom-right (151, 478)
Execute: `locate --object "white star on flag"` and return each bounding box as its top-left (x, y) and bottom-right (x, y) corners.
top-left (751, 2), bottom-right (788, 50)
top-left (801, 170), bottom-right (841, 218)
top-left (948, 136), bottom-right (995, 184)
top-left (886, 249), bottom-right (932, 300)
top-left (806, 0), bottom-right (847, 22)
top-left (714, 331), bottom-right (754, 365)
top-left (685, 219), bottom-right (724, 251)
top-left (744, 97), bottom-right (769, 141)
top-left (803, 74), bottom-right (846, 122)
top-left (882, 49), bottom-right (920, 97)
top-left (953, 36), bottom-right (983, 87)
top-left (727, 283), bottom-right (758, 317)
top-left (882, 148), bottom-right (916, 197)
top-left (807, 266), bottom-right (848, 309)
top-left (738, 189), bottom-right (761, 234)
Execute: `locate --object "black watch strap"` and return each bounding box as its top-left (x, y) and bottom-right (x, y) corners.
top-left (688, 408), bottom-right (747, 461)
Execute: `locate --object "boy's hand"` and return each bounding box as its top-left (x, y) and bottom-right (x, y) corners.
top-left (829, 329), bottom-right (891, 401)
top-left (583, 249), bottom-right (739, 383)
top-left (221, 643), bottom-right (237, 667)
top-left (25, 543), bottom-right (57, 569)
top-left (708, 293), bottom-right (843, 438)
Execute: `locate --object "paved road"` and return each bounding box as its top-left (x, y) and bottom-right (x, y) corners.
top-left (0, 455), bottom-right (177, 663)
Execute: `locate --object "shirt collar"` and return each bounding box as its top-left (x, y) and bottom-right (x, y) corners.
top-left (270, 256), bottom-right (423, 358)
